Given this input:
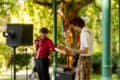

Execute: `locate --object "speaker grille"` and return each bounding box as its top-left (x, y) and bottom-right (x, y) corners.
top-left (6, 24), bottom-right (33, 47)
top-left (55, 70), bottom-right (75, 80)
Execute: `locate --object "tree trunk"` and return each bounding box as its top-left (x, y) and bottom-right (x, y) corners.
top-left (34, 0), bottom-right (94, 22)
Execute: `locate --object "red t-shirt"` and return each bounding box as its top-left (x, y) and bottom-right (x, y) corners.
top-left (35, 37), bottom-right (55, 58)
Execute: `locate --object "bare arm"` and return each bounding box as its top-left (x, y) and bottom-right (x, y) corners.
top-left (65, 47), bottom-right (88, 54)
top-left (54, 48), bottom-right (66, 54)
top-left (73, 48), bottom-right (88, 54)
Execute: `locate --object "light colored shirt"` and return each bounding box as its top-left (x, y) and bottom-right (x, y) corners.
top-left (80, 27), bottom-right (94, 56)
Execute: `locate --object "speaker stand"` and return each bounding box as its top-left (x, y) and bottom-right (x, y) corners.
top-left (12, 46), bottom-right (17, 80)
top-left (25, 48), bottom-right (28, 80)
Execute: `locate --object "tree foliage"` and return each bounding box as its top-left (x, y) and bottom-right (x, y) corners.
top-left (0, 0), bottom-right (119, 69)
top-left (34, 0), bottom-right (93, 22)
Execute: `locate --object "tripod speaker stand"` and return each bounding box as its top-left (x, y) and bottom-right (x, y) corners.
top-left (3, 24), bottom-right (33, 80)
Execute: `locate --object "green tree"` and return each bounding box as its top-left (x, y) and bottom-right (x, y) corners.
top-left (0, 0), bottom-right (119, 71)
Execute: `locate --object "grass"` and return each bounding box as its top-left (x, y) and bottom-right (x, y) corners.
top-left (0, 74), bottom-right (10, 79)
top-left (0, 73), bottom-right (118, 80)
top-left (91, 73), bottom-right (101, 80)
top-left (91, 73), bottom-right (117, 80)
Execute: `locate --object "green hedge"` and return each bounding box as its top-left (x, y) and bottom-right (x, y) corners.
top-left (92, 52), bottom-right (118, 74)
top-left (0, 51), bottom-right (118, 72)
top-left (10, 53), bottom-right (31, 70)
top-left (92, 52), bottom-right (102, 73)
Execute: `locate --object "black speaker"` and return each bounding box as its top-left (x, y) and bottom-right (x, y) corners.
top-left (3, 24), bottom-right (33, 47)
top-left (55, 70), bottom-right (75, 80)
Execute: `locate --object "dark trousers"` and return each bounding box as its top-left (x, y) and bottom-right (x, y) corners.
top-left (36, 58), bottom-right (50, 80)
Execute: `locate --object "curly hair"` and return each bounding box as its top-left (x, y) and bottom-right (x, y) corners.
top-left (69, 17), bottom-right (85, 28)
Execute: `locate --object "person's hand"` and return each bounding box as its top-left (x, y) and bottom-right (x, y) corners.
top-left (58, 44), bottom-right (75, 55)
top-left (65, 47), bottom-right (73, 52)
top-left (60, 44), bottom-right (73, 54)
top-left (65, 47), bottom-right (76, 56)
top-left (58, 44), bottom-right (65, 50)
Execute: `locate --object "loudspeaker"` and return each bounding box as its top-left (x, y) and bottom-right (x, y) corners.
top-left (4, 24), bottom-right (33, 47)
top-left (55, 70), bottom-right (75, 80)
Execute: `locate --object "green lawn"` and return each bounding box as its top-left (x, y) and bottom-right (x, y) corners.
top-left (0, 74), bottom-right (10, 79)
top-left (0, 73), bottom-right (118, 80)
top-left (91, 74), bottom-right (101, 80)
top-left (91, 73), bottom-right (117, 80)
